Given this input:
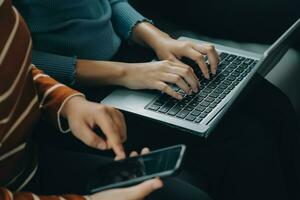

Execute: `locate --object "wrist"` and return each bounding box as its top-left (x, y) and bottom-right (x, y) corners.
top-left (61, 95), bottom-right (86, 118)
top-left (132, 22), bottom-right (171, 50)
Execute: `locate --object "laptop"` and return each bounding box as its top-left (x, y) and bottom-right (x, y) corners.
top-left (102, 18), bottom-right (300, 137)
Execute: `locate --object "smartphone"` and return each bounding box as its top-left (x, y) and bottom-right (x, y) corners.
top-left (86, 144), bottom-right (186, 193)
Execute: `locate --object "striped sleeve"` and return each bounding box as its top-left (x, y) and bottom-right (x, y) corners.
top-left (0, 188), bottom-right (87, 200)
top-left (31, 65), bottom-right (85, 133)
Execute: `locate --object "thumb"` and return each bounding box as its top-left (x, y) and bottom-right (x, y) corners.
top-left (123, 178), bottom-right (163, 200)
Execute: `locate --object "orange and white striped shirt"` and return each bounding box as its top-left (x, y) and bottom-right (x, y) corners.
top-left (0, 0), bottom-right (85, 199)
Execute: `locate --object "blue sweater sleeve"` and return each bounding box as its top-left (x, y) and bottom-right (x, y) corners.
top-left (32, 50), bottom-right (77, 85)
top-left (108, 0), bottom-right (152, 40)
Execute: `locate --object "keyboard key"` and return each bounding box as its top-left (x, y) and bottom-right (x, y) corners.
top-left (195, 105), bottom-right (206, 112)
top-left (228, 85), bottom-right (235, 90)
top-left (223, 80), bottom-right (232, 85)
top-left (195, 117), bottom-right (204, 123)
top-left (223, 89), bottom-right (231, 94)
top-left (176, 110), bottom-right (190, 118)
top-left (233, 81), bottom-right (240, 86)
top-left (237, 56), bottom-right (246, 61)
top-left (214, 99), bottom-right (222, 104)
top-left (235, 67), bottom-right (244, 73)
top-left (185, 114), bottom-right (196, 121)
top-left (205, 97), bottom-right (215, 102)
top-left (209, 102), bottom-right (218, 108)
top-left (204, 108), bottom-right (213, 113)
top-left (243, 58), bottom-right (254, 65)
top-left (241, 72), bottom-right (247, 77)
top-left (219, 52), bottom-right (229, 60)
top-left (188, 101), bottom-right (199, 108)
top-left (194, 96), bottom-right (204, 102)
top-left (227, 63), bottom-right (239, 69)
top-left (199, 113), bottom-right (208, 118)
top-left (231, 71), bottom-right (239, 77)
top-left (184, 106), bottom-right (194, 111)
top-left (219, 93), bottom-right (226, 99)
top-left (227, 75), bottom-right (236, 81)
top-left (232, 60), bottom-right (242, 65)
top-left (240, 63), bottom-right (248, 69)
top-left (209, 92), bottom-right (219, 98)
top-left (208, 84), bottom-right (217, 89)
top-left (153, 100), bottom-right (164, 106)
top-left (148, 104), bottom-right (160, 111)
top-left (214, 88), bottom-right (223, 94)
top-left (237, 77), bottom-right (243, 81)
top-left (159, 101), bottom-right (175, 112)
top-left (199, 92), bottom-right (208, 98)
top-left (167, 105), bottom-right (182, 116)
top-left (191, 110), bottom-right (201, 116)
top-left (200, 101), bottom-right (210, 107)
top-left (225, 54), bottom-right (237, 62)
top-left (218, 84), bottom-right (227, 90)
top-left (203, 88), bottom-right (213, 94)
top-left (220, 60), bottom-right (230, 67)
top-left (225, 68), bottom-right (234, 73)
top-left (249, 62), bottom-right (257, 69)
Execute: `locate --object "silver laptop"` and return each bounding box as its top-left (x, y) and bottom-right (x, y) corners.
top-left (102, 18), bottom-right (300, 137)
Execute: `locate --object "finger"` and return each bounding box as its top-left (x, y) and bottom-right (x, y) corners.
top-left (73, 123), bottom-right (107, 150)
top-left (193, 44), bottom-right (219, 75)
top-left (141, 147), bottom-right (150, 155)
top-left (171, 59), bottom-right (200, 88)
top-left (160, 72), bottom-right (192, 95)
top-left (130, 151), bottom-right (139, 157)
top-left (170, 63), bottom-right (200, 92)
top-left (154, 81), bottom-right (183, 100)
top-left (111, 109), bottom-right (127, 143)
top-left (124, 178), bottom-right (163, 200)
top-left (184, 48), bottom-right (210, 79)
top-left (95, 112), bottom-right (126, 159)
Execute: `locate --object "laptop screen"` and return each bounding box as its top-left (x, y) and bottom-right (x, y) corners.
top-left (257, 18), bottom-right (300, 76)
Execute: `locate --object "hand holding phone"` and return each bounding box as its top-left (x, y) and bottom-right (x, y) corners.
top-left (86, 144), bottom-right (186, 193)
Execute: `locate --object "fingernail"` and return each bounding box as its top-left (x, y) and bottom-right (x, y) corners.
top-left (178, 94), bottom-right (183, 100)
top-left (194, 88), bottom-right (199, 93)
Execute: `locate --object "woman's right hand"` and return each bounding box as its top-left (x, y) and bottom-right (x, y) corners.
top-left (120, 61), bottom-right (200, 100)
top-left (86, 178), bottom-right (163, 200)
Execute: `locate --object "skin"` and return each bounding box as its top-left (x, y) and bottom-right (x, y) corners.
top-left (76, 22), bottom-right (220, 100)
top-left (61, 97), bottom-right (163, 199)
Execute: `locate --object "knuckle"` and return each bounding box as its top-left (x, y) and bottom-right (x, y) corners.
top-left (206, 44), bottom-right (215, 51)
top-left (183, 68), bottom-right (190, 75)
top-left (174, 75), bottom-right (181, 83)
top-left (161, 84), bottom-right (169, 92)
top-left (182, 41), bottom-right (191, 49)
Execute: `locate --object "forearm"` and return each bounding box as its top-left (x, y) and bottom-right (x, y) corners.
top-left (131, 22), bottom-right (171, 50)
top-left (76, 59), bottom-right (132, 86)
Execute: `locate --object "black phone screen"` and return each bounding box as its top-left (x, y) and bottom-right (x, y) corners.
top-left (87, 145), bottom-right (185, 192)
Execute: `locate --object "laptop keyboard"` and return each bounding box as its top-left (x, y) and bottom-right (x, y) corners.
top-left (145, 52), bottom-right (258, 124)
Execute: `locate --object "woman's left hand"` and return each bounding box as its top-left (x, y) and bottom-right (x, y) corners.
top-left (153, 37), bottom-right (220, 79)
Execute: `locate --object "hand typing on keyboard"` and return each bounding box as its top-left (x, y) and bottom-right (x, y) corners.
top-left (146, 52), bottom-right (258, 123)
top-left (151, 38), bottom-right (220, 79)
top-left (120, 39), bottom-right (220, 100)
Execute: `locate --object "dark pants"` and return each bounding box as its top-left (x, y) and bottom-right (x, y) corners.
top-left (31, 43), bottom-right (300, 200)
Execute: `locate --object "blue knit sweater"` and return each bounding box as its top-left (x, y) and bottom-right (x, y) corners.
top-left (14, 0), bottom-right (150, 85)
